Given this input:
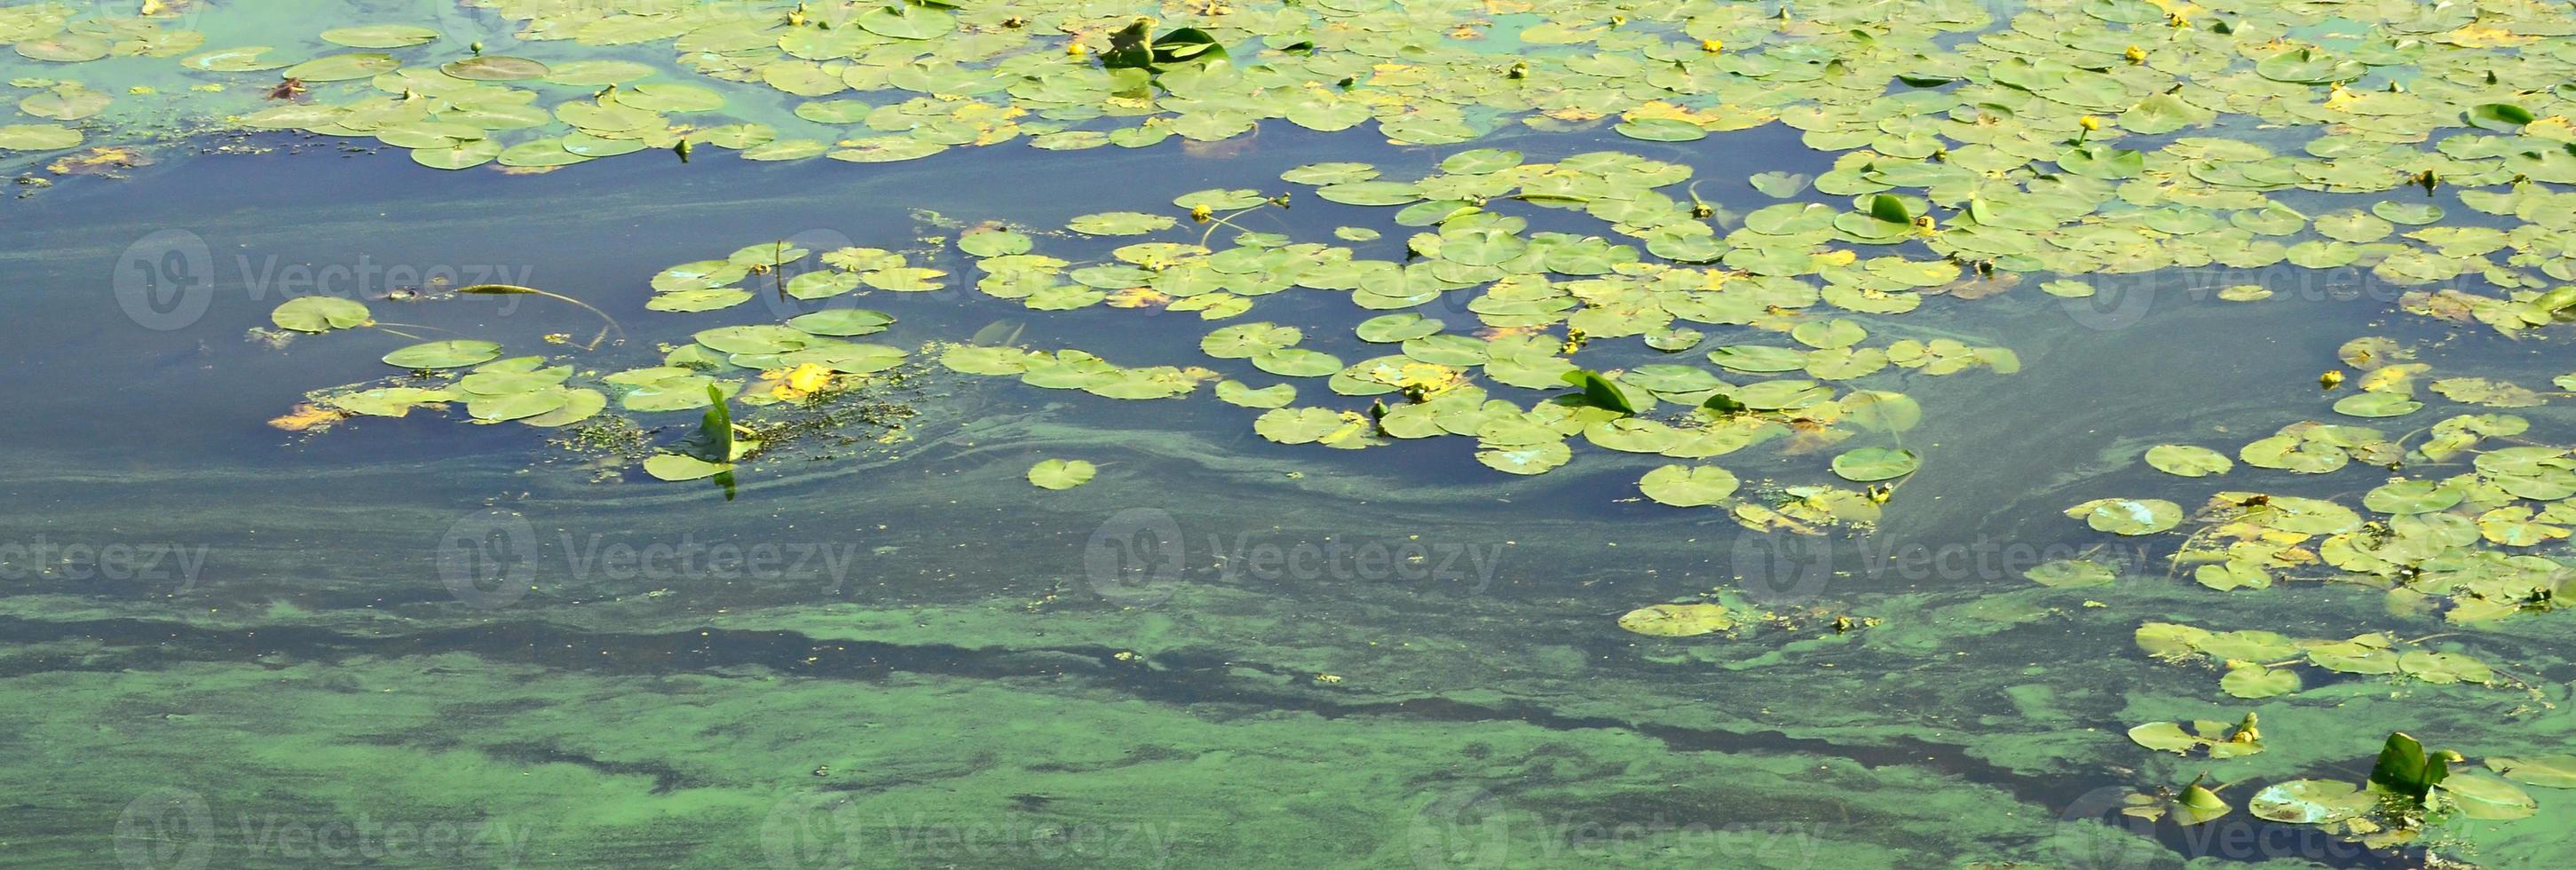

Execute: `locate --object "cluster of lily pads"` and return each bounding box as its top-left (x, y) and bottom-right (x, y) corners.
top-left (280, 145), bottom-right (2019, 510)
top-left (2103, 731), bottom-right (2558, 847)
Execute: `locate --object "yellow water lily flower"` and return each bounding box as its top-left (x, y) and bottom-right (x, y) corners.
top-left (764, 363), bottom-right (837, 401)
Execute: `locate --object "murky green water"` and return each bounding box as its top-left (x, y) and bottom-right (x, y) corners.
top-left (8, 1), bottom-right (2576, 868)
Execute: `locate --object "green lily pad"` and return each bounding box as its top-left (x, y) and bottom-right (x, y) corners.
top-left (2145, 445), bottom-right (2232, 478)
top-left (1638, 464), bottom-right (1739, 507)
top-left (1027, 459), bottom-right (1097, 490)
top-left (643, 454), bottom-right (732, 482)
top-left (319, 26), bottom-right (441, 49)
top-left (2067, 498), bottom-right (2182, 535)
top-left (270, 297), bottom-right (373, 333)
top-left (1830, 447), bottom-right (1918, 482)
top-left (382, 340), bottom-right (503, 369)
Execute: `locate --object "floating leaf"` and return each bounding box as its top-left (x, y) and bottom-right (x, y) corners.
top-left (2145, 445), bottom-right (2232, 478)
top-left (1027, 459), bottom-right (1098, 490)
top-left (1638, 465), bottom-right (1739, 507)
top-left (271, 297), bottom-right (372, 333)
top-left (382, 340), bottom-right (502, 369)
top-left (1616, 602), bottom-right (1735, 637)
top-left (1830, 447), bottom-right (1917, 482)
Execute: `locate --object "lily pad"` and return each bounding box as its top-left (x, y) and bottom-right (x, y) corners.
top-left (1830, 447), bottom-right (1917, 482)
top-left (1027, 459), bottom-right (1097, 490)
top-left (382, 340), bottom-right (503, 369)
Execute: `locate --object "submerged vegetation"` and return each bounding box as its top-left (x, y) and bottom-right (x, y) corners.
top-left (11, 0), bottom-right (2576, 866)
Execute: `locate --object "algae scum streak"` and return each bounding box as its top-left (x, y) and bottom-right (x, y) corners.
top-left (9, 0), bottom-right (2576, 866)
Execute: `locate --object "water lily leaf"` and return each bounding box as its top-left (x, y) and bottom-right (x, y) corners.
top-left (2486, 755), bottom-right (2576, 789)
top-left (1252, 347), bottom-right (1342, 377)
top-left (518, 388), bottom-right (605, 428)
top-left (0, 123), bottom-right (83, 151)
top-left (1475, 440), bottom-right (1570, 474)
top-left (1616, 602), bottom-right (1734, 637)
top-left (2438, 774), bottom-right (2537, 820)
top-left (1831, 447), bottom-right (1918, 481)
top-left (2249, 780), bottom-right (2370, 824)
top-left (2362, 479), bottom-right (2462, 514)
top-left (411, 138), bottom-right (503, 170)
top-left (2333, 392), bottom-right (2422, 418)
top-left (1027, 459), bottom-right (1097, 490)
top-left (1639, 465), bottom-right (1738, 507)
top-left (643, 454), bottom-right (731, 481)
top-left (320, 26), bottom-right (439, 49)
top-left (1068, 211), bottom-right (1175, 235)
top-left (2371, 201), bottom-right (2444, 225)
top-left (786, 309), bottom-right (894, 336)
top-left (1440, 149), bottom-right (1522, 175)
top-left (1215, 380), bottom-right (1294, 408)
top-left (1614, 118), bottom-right (1706, 142)
top-left (284, 53), bottom-right (399, 82)
top-left (1561, 369), bottom-right (1639, 414)
top-left (1749, 171), bottom-right (1809, 198)
top-left (2220, 663), bottom-right (2301, 699)
top-left (383, 340), bottom-right (502, 368)
top-left (1355, 313), bottom-right (1442, 343)
top-left (2398, 651), bottom-right (2492, 684)
top-left (2145, 445), bottom-right (2232, 477)
top-left (443, 57), bottom-right (549, 82)
top-left (648, 289), bottom-right (754, 312)
top-left (2067, 498), bottom-right (2182, 534)
top-left (271, 297), bottom-right (373, 333)
top-left (2467, 103), bottom-right (2535, 131)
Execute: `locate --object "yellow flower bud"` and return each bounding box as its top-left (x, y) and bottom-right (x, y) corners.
top-left (2123, 45), bottom-right (2145, 64)
top-left (2078, 115), bottom-right (2102, 131)
top-left (1700, 39), bottom-right (1723, 53)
